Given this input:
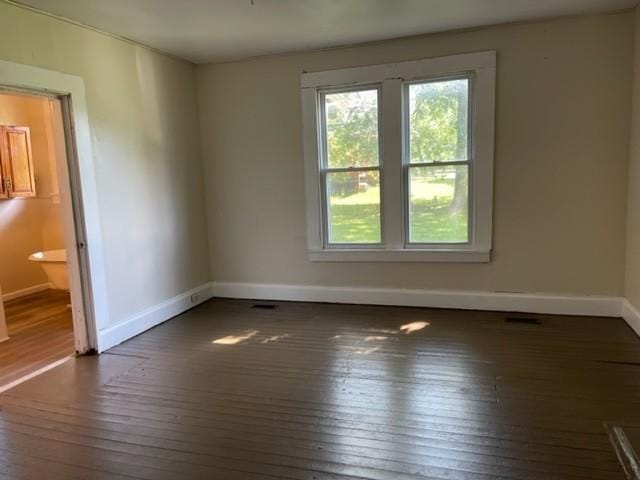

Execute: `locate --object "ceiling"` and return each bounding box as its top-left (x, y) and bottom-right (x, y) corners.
top-left (13, 0), bottom-right (638, 64)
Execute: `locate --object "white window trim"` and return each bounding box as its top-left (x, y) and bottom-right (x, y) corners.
top-left (301, 51), bottom-right (496, 263)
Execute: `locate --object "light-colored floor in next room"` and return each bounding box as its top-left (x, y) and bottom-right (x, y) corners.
top-left (0, 290), bottom-right (74, 390)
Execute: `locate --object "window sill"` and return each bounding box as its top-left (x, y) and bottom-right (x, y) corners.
top-left (308, 249), bottom-right (491, 263)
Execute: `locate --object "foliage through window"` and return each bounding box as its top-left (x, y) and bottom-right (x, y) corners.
top-left (322, 88), bottom-right (380, 244)
top-left (407, 78), bottom-right (469, 243)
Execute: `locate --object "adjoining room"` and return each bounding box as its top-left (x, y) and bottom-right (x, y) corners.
top-left (0, 91), bottom-right (79, 391)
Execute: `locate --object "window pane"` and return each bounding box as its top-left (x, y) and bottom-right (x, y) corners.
top-left (324, 89), bottom-right (379, 168)
top-left (327, 171), bottom-right (380, 244)
top-left (409, 165), bottom-right (468, 243)
top-left (409, 78), bottom-right (469, 163)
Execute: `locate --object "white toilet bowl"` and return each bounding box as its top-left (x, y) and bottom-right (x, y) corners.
top-left (28, 249), bottom-right (69, 290)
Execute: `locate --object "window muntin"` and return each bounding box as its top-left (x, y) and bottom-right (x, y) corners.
top-left (320, 87), bottom-right (382, 246)
top-left (405, 77), bottom-right (471, 244)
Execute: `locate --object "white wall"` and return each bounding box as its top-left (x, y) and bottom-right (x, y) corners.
top-left (624, 6), bottom-right (640, 331)
top-left (0, 3), bottom-right (211, 332)
top-left (198, 12), bottom-right (633, 297)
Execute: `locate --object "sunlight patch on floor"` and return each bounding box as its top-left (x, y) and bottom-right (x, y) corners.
top-left (400, 321), bottom-right (429, 334)
top-left (365, 335), bottom-right (387, 341)
top-left (355, 346), bottom-right (381, 355)
top-left (261, 333), bottom-right (291, 344)
top-left (367, 328), bottom-right (399, 334)
top-left (212, 329), bottom-right (258, 345)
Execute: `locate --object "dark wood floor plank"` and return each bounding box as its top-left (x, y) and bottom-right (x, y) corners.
top-left (0, 401), bottom-right (622, 480)
top-left (0, 447), bottom-right (137, 480)
top-left (1, 297), bottom-right (639, 479)
top-left (3, 393), bottom-right (619, 471)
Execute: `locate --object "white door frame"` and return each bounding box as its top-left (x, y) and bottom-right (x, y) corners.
top-left (0, 60), bottom-right (109, 353)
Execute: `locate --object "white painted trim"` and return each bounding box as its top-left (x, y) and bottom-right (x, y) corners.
top-left (1, 283), bottom-right (52, 302)
top-left (0, 356), bottom-right (72, 394)
top-left (211, 282), bottom-right (622, 318)
top-left (301, 51), bottom-right (496, 262)
top-left (97, 282), bottom-right (214, 353)
top-left (309, 249), bottom-right (489, 262)
top-left (622, 299), bottom-right (640, 336)
top-left (0, 59), bottom-right (108, 353)
top-left (301, 51), bottom-right (497, 88)
top-left (381, 78), bottom-right (404, 250)
top-left (301, 87), bottom-right (322, 251)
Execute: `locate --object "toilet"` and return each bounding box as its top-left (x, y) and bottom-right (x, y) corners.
top-left (28, 249), bottom-right (69, 290)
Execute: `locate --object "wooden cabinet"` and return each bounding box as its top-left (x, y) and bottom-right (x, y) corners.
top-left (0, 126), bottom-right (36, 199)
top-left (0, 146), bottom-right (7, 200)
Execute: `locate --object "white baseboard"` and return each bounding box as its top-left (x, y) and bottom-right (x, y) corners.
top-left (211, 282), bottom-right (623, 318)
top-left (92, 281), bottom-right (637, 353)
top-left (97, 282), bottom-right (214, 352)
top-left (622, 299), bottom-right (640, 336)
top-left (2, 283), bottom-right (52, 302)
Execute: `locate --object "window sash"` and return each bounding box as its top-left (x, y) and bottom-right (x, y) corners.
top-left (319, 85), bottom-right (383, 247)
top-left (402, 74), bottom-right (473, 247)
top-left (318, 85), bottom-right (382, 171)
top-left (404, 162), bottom-right (472, 246)
top-left (404, 74), bottom-right (472, 164)
top-left (320, 166), bottom-right (383, 248)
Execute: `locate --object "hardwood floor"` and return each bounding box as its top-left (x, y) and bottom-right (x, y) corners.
top-left (608, 424), bottom-right (640, 478)
top-left (0, 290), bottom-right (74, 390)
top-left (623, 426), bottom-right (640, 460)
top-left (1, 298), bottom-right (640, 479)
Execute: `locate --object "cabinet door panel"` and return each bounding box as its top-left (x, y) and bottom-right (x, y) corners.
top-left (0, 145), bottom-right (7, 199)
top-left (2, 126), bottom-right (35, 198)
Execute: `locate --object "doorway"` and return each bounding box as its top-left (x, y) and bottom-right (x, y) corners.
top-left (0, 89), bottom-right (91, 391)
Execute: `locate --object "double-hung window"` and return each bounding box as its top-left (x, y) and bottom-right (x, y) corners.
top-left (320, 87), bottom-right (382, 245)
top-left (301, 51), bottom-right (496, 262)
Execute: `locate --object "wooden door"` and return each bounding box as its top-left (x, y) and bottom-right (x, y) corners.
top-left (0, 146), bottom-right (7, 199)
top-left (0, 283), bottom-right (7, 343)
top-left (0, 126), bottom-right (35, 198)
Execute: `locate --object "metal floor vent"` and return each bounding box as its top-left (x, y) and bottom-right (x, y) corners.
top-left (251, 304), bottom-right (277, 310)
top-left (505, 316), bottom-right (541, 325)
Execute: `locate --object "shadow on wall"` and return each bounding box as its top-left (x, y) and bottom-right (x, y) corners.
top-left (94, 47), bottom-right (210, 320)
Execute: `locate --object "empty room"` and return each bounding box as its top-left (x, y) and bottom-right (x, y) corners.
top-left (1, 0), bottom-right (640, 478)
